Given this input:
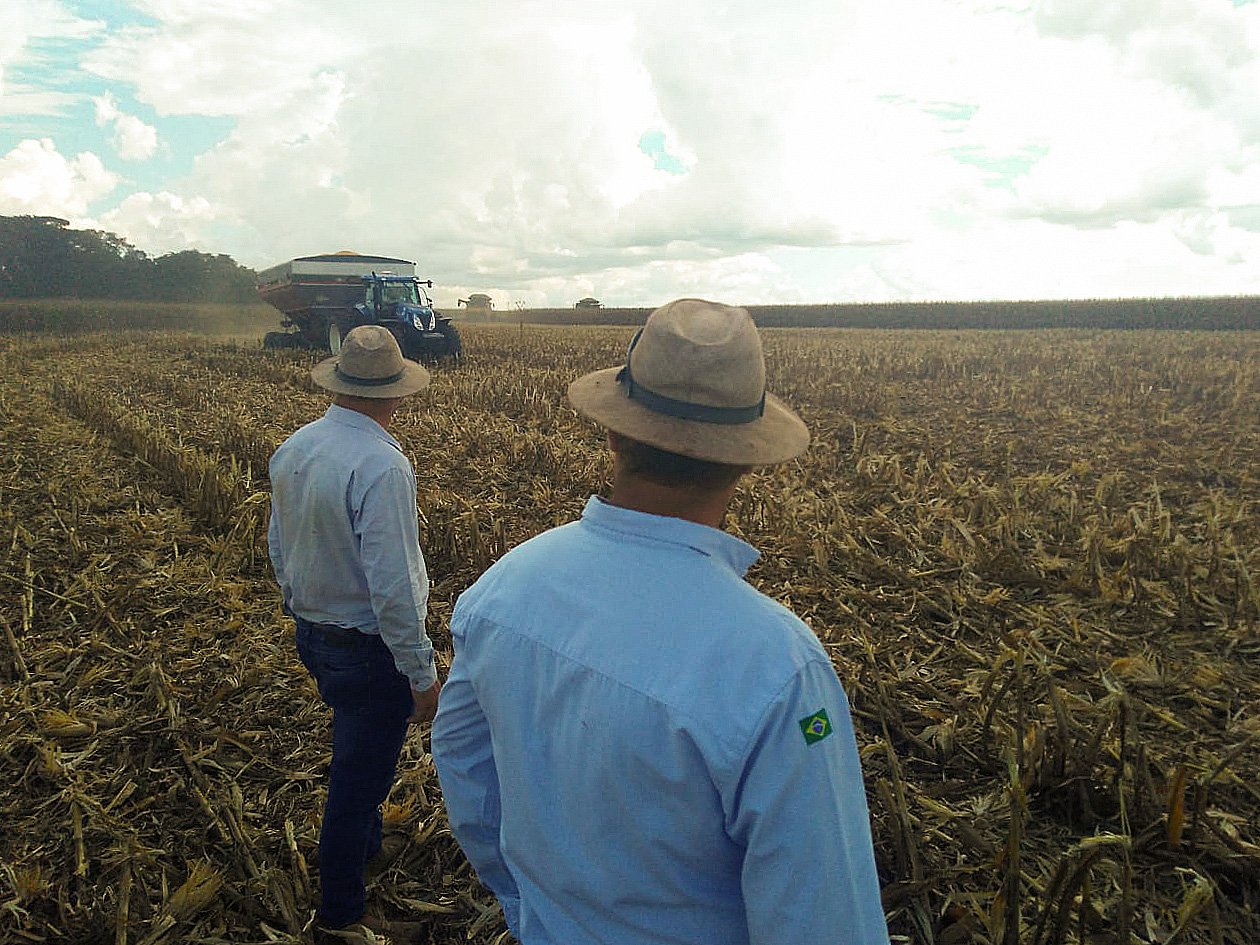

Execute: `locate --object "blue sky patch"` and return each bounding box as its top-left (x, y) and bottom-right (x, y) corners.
top-left (947, 145), bottom-right (1048, 189)
top-left (921, 102), bottom-right (978, 123)
top-left (0, 21), bottom-right (235, 208)
top-left (879, 94), bottom-right (977, 129)
top-left (639, 130), bottom-right (687, 175)
top-left (69, 0), bottom-right (158, 30)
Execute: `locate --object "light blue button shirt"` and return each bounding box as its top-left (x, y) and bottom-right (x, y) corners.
top-left (433, 496), bottom-right (889, 945)
top-left (267, 404), bottom-right (436, 690)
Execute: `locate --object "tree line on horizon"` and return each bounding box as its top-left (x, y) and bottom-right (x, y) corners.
top-left (3, 215), bottom-right (1258, 329)
top-left (0, 215), bottom-right (257, 303)
top-left (496, 296), bottom-right (1260, 330)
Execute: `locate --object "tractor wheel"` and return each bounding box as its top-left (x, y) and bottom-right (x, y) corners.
top-left (385, 327), bottom-right (412, 359)
top-left (328, 319), bottom-right (344, 354)
top-left (440, 323), bottom-right (463, 361)
top-left (263, 331), bottom-right (291, 350)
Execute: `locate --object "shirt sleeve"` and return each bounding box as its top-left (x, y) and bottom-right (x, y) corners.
top-left (356, 464), bottom-right (437, 690)
top-left (431, 607), bottom-right (522, 935)
top-left (726, 659), bottom-right (889, 945)
top-left (266, 490), bottom-right (290, 611)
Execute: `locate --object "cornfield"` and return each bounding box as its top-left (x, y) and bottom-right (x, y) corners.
top-left (1, 324), bottom-right (1257, 945)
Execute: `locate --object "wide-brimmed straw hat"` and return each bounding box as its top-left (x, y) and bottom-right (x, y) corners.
top-left (567, 298), bottom-right (809, 465)
top-left (310, 325), bottom-right (430, 398)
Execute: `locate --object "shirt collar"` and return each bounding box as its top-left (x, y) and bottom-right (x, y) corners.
top-left (581, 495), bottom-right (760, 576)
top-left (324, 403), bottom-right (404, 452)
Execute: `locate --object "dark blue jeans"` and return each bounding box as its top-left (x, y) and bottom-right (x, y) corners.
top-left (295, 617), bottom-right (413, 927)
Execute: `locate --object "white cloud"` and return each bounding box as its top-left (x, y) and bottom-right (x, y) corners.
top-left (80, 0), bottom-right (369, 118)
top-left (1207, 156), bottom-right (1260, 210)
top-left (0, 139), bottom-right (117, 218)
top-left (1003, 78), bottom-right (1236, 225)
top-left (93, 92), bottom-right (160, 161)
top-left (0, 2), bottom-right (99, 87)
top-left (828, 216), bottom-right (1260, 303)
top-left (491, 251), bottom-right (794, 311)
top-left (0, 1), bottom-right (100, 119)
top-left (11, 0), bottom-right (1260, 303)
top-left (97, 190), bottom-right (221, 256)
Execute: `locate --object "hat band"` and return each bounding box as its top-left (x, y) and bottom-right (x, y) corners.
top-left (334, 364), bottom-right (407, 386)
top-left (616, 330), bottom-right (766, 425)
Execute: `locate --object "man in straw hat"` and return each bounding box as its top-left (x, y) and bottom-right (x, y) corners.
top-left (432, 299), bottom-right (888, 944)
top-left (267, 325), bottom-right (439, 941)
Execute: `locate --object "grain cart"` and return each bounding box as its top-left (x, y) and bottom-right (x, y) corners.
top-left (257, 252), bottom-right (462, 361)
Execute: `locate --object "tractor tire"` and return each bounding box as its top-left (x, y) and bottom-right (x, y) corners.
top-left (440, 323), bottom-right (463, 361)
top-left (263, 331), bottom-right (293, 350)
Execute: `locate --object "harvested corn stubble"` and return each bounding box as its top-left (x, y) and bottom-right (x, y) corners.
top-left (1, 325), bottom-right (1258, 945)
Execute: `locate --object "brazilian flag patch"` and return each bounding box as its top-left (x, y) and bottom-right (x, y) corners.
top-left (799, 708), bottom-right (834, 745)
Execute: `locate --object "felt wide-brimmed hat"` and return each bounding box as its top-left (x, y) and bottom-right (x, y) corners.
top-left (567, 298), bottom-right (809, 465)
top-left (310, 325), bottom-right (430, 398)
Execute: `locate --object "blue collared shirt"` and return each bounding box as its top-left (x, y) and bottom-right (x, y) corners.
top-left (267, 404), bottom-right (436, 690)
top-left (433, 496), bottom-right (888, 945)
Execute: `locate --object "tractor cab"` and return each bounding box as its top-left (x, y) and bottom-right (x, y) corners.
top-left (363, 274), bottom-right (430, 308)
top-left (357, 274), bottom-right (438, 332)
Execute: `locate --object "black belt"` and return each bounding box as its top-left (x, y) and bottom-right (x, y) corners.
top-left (296, 617), bottom-right (370, 646)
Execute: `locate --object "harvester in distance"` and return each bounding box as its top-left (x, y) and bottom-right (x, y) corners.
top-left (257, 252), bottom-right (462, 362)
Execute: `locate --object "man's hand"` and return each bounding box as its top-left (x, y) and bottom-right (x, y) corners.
top-left (410, 679), bottom-right (442, 724)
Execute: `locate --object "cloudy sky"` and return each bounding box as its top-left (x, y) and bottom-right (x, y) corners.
top-left (2, 0), bottom-right (1259, 308)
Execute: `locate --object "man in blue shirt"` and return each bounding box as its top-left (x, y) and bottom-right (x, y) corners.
top-left (268, 326), bottom-right (440, 940)
top-left (432, 299), bottom-right (889, 944)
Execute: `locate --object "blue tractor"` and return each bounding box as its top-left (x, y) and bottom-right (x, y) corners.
top-left (258, 253), bottom-right (462, 362)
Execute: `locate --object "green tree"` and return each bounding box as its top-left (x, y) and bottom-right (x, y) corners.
top-left (0, 216), bottom-right (257, 302)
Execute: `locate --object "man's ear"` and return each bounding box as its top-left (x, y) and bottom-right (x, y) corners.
top-left (606, 430), bottom-right (621, 454)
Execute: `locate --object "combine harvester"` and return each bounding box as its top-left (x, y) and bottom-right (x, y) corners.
top-left (257, 252), bottom-right (462, 362)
